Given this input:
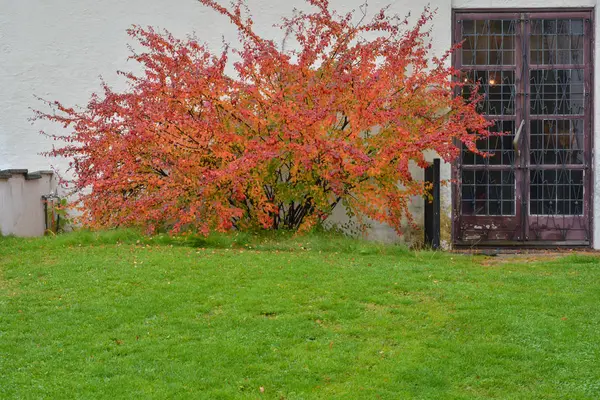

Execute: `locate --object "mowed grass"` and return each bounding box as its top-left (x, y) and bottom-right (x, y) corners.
top-left (1, 230), bottom-right (599, 399)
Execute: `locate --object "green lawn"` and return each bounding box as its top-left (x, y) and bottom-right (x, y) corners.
top-left (1, 231), bottom-right (599, 399)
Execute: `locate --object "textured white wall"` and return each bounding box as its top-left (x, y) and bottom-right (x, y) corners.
top-left (0, 0), bottom-right (451, 172)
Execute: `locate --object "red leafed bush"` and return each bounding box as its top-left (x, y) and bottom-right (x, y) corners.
top-left (35, 0), bottom-right (488, 235)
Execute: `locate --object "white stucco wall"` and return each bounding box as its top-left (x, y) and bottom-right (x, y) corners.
top-left (1, 0), bottom-right (598, 245)
top-left (0, 0), bottom-right (451, 172)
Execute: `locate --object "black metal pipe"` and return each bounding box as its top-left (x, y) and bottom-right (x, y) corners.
top-left (424, 159), bottom-right (441, 249)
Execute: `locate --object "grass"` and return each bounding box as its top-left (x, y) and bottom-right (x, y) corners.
top-left (1, 230), bottom-right (599, 399)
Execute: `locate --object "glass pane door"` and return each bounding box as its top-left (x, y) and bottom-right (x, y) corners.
top-left (453, 11), bottom-right (592, 246)
top-left (454, 14), bottom-right (524, 244)
top-left (525, 15), bottom-right (592, 242)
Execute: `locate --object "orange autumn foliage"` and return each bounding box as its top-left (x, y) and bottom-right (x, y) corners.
top-left (35, 0), bottom-right (488, 235)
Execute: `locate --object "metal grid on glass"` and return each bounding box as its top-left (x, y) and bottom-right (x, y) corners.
top-left (529, 169), bottom-right (584, 215)
top-left (461, 20), bottom-right (516, 66)
top-left (530, 119), bottom-right (584, 165)
top-left (530, 69), bottom-right (585, 115)
top-left (530, 19), bottom-right (584, 65)
top-left (461, 170), bottom-right (515, 216)
top-left (462, 70), bottom-right (515, 115)
top-left (462, 120), bottom-right (515, 165)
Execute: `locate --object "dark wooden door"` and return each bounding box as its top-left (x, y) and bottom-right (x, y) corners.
top-left (453, 11), bottom-right (593, 247)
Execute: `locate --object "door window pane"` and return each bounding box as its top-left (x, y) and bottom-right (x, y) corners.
top-left (530, 19), bottom-right (585, 65)
top-left (462, 120), bottom-right (515, 166)
top-left (529, 169), bottom-right (584, 215)
top-left (461, 170), bottom-right (515, 216)
top-left (530, 119), bottom-right (584, 165)
top-left (463, 70), bottom-right (515, 115)
top-left (462, 19), bottom-right (516, 66)
top-left (530, 69), bottom-right (584, 115)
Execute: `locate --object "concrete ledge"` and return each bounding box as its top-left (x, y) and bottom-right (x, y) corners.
top-left (25, 172), bottom-right (42, 180)
top-left (0, 169), bottom-right (54, 180)
top-left (1, 169), bottom-right (29, 175)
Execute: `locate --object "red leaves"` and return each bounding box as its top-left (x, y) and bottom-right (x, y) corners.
top-left (35, 0), bottom-right (488, 235)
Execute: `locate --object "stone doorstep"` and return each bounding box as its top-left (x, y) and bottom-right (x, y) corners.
top-left (451, 248), bottom-right (599, 257)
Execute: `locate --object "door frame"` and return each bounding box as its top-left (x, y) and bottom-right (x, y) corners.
top-left (451, 8), bottom-right (595, 248)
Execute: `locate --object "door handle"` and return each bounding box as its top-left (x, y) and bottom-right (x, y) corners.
top-left (512, 120), bottom-right (525, 157)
